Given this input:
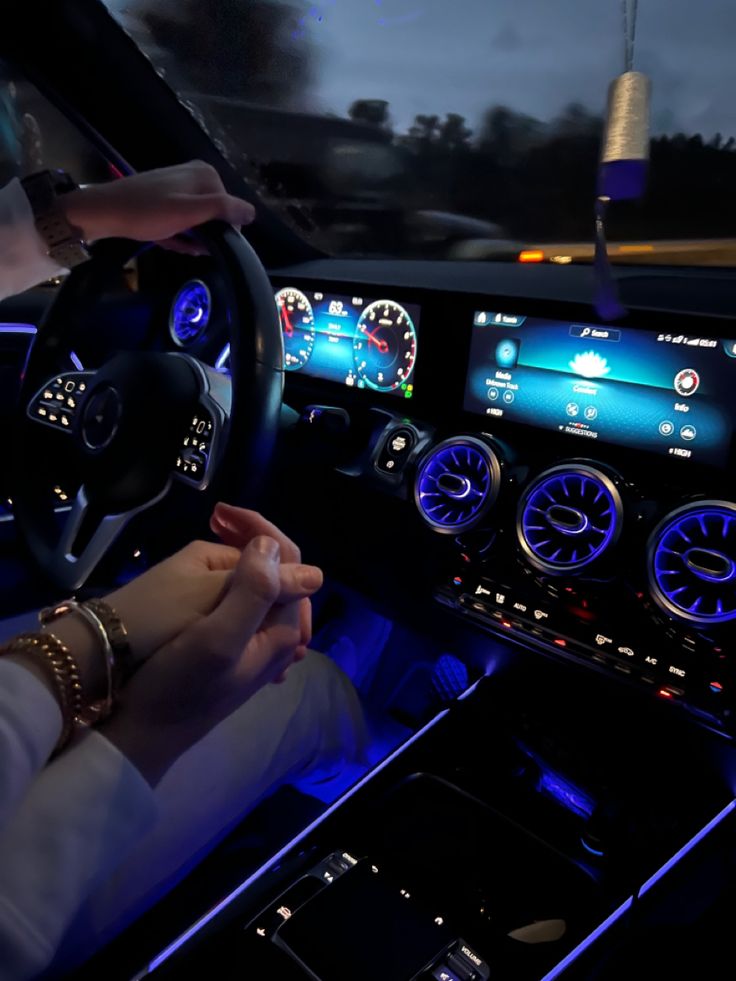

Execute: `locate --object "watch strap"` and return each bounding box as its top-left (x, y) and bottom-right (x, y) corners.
top-left (21, 169), bottom-right (91, 269)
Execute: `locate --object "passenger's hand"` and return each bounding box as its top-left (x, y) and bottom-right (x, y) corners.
top-left (61, 161), bottom-right (255, 246)
top-left (101, 536), bottom-right (314, 785)
top-left (106, 537), bottom-right (322, 671)
top-left (210, 503), bottom-right (315, 680)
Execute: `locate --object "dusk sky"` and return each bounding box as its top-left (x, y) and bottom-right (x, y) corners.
top-left (113, 0), bottom-right (736, 139)
top-left (302, 0), bottom-right (736, 136)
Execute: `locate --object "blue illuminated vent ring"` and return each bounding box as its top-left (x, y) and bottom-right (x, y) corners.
top-left (649, 501), bottom-right (736, 624)
top-left (518, 464), bottom-right (622, 573)
top-left (169, 280), bottom-right (212, 346)
top-left (415, 436), bottom-right (500, 533)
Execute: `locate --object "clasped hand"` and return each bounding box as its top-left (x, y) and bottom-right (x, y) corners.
top-left (99, 504), bottom-right (322, 785)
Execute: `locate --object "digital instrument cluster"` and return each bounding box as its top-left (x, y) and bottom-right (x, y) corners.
top-left (464, 311), bottom-right (736, 466)
top-left (276, 287), bottom-right (420, 398)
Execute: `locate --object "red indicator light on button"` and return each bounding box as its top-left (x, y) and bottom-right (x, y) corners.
top-left (710, 681), bottom-right (724, 693)
top-left (501, 620), bottom-right (513, 628)
top-left (568, 605), bottom-right (596, 622)
top-left (519, 249), bottom-right (544, 263)
top-left (657, 688), bottom-right (674, 699)
top-left (553, 638), bottom-right (567, 647)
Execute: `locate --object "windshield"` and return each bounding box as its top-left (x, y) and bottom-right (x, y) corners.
top-left (105, 1), bottom-right (736, 265)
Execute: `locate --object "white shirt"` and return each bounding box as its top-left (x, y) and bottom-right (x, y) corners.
top-left (0, 177), bottom-right (66, 301)
top-left (0, 178), bottom-right (158, 980)
top-left (0, 660), bottom-right (157, 981)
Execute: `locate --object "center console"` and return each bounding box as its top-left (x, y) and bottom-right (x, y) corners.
top-left (138, 657), bottom-right (735, 981)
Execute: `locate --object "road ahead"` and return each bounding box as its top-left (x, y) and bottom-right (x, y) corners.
top-left (524, 239), bottom-right (736, 266)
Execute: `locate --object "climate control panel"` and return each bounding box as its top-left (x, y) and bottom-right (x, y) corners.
top-left (414, 436), bottom-right (736, 734)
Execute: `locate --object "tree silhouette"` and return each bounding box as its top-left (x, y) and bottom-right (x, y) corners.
top-left (438, 113), bottom-right (472, 152)
top-left (478, 106), bottom-right (543, 166)
top-left (348, 99), bottom-right (392, 131)
top-left (407, 114), bottom-right (441, 145)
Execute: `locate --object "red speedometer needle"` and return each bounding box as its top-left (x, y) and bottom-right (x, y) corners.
top-left (364, 325), bottom-right (389, 353)
top-left (281, 306), bottom-right (295, 337)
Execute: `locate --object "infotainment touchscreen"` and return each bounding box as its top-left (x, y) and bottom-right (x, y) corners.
top-left (464, 310), bottom-right (736, 466)
top-left (275, 287), bottom-right (419, 399)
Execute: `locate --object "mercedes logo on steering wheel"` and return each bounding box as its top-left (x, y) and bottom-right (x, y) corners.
top-left (81, 384), bottom-right (122, 451)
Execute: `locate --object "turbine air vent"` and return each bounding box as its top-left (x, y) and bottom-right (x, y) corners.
top-left (415, 437), bottom-right (500, 533)
top-left (649, 502), bottom-right (736, 624)
top-left (518, 465), bottom-right (622, 573)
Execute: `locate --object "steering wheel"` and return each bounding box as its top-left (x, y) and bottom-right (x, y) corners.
top-left (12, 222), bottom-right (284, 591)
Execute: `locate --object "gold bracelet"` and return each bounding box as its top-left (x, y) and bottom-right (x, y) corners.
top-left (40, 600), bottom-right (115, 723)
top-left (0, 631), bottom-right (82, 752)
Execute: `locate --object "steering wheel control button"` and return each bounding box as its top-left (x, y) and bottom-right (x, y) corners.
top-left (81, 385), bottom-right (122, 451)
top-left (377, 426), bottom-right (416, 474)
top-left (175, 407), bottom-right (216, 485)
top-left (29, 371), bottom-right (91, 434)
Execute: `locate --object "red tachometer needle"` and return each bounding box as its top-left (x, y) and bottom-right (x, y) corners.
top-left (364, 325), bottom-right (389, 354)
top-left (281, 305), bottom-right (295, 337)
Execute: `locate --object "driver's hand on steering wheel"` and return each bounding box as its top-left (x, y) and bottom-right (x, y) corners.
top-left (99, 532), bottom-right (321, 786)
top-left (60, 160), bottom-right (256, 250)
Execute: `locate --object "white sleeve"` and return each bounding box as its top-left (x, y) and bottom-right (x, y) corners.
top-left (0, 178), bottom-right (66, 301)
top-left (0, 660), bottom-right (62, 825)
top-left (0, 730), bottom-right (157, 981)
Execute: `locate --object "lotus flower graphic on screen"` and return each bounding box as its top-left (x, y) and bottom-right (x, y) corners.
top-left (569, 350), bottom-right (611, 379)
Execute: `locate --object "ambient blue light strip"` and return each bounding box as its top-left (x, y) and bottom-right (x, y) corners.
top-left (539, 897), bottom-right (633, 981)
top-left (0, 323), bottom-right (36, 334)
top-left (141, 707), bottom-right (450, 976)
top-left (0, 324), bottom-right (84, 374)
top-left (215, 343), bottom-right (230, 371)
top-left (541, 796), bottom-right (736, 978)
top-left (637, 797), bottom-right (736, 897)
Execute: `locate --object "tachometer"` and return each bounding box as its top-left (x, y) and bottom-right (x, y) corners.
top-left (353, 300), bottom-right (417, 392)
top-left (276, 288), bottom-right (316, 370)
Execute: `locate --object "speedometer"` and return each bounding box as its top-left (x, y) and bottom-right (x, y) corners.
top-left (353, 300), bottom-right (417, 392)
top-left (276, 288), bottom-right (316, 370)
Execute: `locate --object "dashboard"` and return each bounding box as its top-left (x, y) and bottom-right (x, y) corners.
top-left (157, 263), bottom-right (736, 737)
top-left (274, 288), bottom-right (419, 397)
